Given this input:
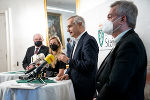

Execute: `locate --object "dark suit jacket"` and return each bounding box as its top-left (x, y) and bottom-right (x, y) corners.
top-left (66, 42), bottom-right (72, 58)
top-left (96, 29), bottom-right (147, 100)
top-left (22, 45), bottom-right (49, 69)
top-left (67, 32), bottom-right (99, 100)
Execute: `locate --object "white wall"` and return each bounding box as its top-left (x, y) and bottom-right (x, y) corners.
top-left (47, 8), bottom-right (75, 54)
top-left (78, 0), bottom-right (150, 67)
top-left (0, 0), bottom-right (47, 71)
top-left (134, 0), bottom-right (150, 66)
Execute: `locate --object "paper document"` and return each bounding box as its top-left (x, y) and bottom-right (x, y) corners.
top-left (8, 83), bottom-right (46, 89)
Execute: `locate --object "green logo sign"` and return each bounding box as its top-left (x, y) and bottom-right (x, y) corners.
top-left (98, 29), bottom-right (104, 47)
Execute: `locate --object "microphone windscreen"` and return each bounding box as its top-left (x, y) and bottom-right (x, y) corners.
top-left (45, 54), bottom-right (54, 64)
top-left (38, 53), bottom-right (45, 60)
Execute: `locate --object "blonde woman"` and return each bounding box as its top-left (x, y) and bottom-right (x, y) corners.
top-left (46, 36), bottom-right (66, 80)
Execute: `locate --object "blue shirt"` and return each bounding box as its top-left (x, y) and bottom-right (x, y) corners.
top-left (114, 28), bottom-right (131, 45)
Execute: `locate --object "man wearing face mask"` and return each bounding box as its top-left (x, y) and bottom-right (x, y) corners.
top-left (94, 1), bottom-right (147, 100)
top-left (22, 33), bottom-right (49, 70)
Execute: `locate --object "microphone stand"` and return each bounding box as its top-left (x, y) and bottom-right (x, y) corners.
top-left (27, 71), bottom-right (46, 84)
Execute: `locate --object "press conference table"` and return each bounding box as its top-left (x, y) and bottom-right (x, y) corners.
top-left (0, 71), bottom-right (24, 83)
top-left (0, 79), bottom-right (76, 100)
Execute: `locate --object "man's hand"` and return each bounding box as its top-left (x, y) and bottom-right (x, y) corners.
top-left (26, 64), bottom-right (34, 70)
top-left (58, 74), bottom-right (69, 81)
top-left (58, 54), bottom-right (69, 64)
top-left (93, 98), bottom-right (96, 100)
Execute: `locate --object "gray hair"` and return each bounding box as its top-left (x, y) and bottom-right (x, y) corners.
top-left (33, 33), bottom-right (43, 40)
top-left (111, 1), bottom-right (138, 29)
top-left (68, 15), bottom-right (85, 28)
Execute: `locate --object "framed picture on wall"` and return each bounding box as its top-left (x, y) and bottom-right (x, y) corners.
top-left (47, 12), bottom-right (65, 48)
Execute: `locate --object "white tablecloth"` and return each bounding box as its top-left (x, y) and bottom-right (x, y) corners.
top-left (0, 79), bottom-right (76, 100)
top-left (0, 71), bottom-right (24, 83)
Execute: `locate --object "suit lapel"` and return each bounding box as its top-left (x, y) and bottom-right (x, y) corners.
top-left (31, 46), bottom-right (35, 55)
top-left (37, 45), bottom-right (44, 54)
top-left (116, 29), bottom-right (134, 47)
top-left (38, 46), bottom-right (42, 54)
top-left (96, 50), bottom-right (112, 79)
top-left (70, 42), bottom-right (76, 58)
top-left (72, 32), bottom-right (87, 59)
top-left (96, 29), bottom-right (135, 79)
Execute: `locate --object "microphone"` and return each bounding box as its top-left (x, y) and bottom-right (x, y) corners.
top-left (31, 53), bottom-right (45, 65)
top-left (28, 54), bottom-right (54, 78)
top-left (25, 53), bottom-right (45, 74)
top-left (25, 65), bottom-right (36, 74)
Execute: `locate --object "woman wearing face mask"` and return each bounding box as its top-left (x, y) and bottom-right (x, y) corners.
top-left (46, 36), bottom-right (66, 80)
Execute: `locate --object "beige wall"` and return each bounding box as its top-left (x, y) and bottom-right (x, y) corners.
top-left (0, 0), bottom-right (47, 71)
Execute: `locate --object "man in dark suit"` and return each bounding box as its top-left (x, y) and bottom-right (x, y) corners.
top-left (94, 1), bottom-right (147, 100)
top-left (66, 38), bottom-right (72, 58)
top-left (22, 33), bottom-right (49, 70)
top-left (58, 15), bottom-right (99, 100)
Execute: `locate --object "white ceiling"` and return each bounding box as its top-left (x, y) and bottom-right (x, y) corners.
top-left (47, 0), bottom-right (76, 11)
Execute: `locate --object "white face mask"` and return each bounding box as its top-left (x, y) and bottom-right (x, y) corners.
top-left (102, 17), bottom-right (121, 35)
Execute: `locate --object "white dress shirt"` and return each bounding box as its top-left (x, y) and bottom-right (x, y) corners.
top-left (72, 31), bottom-right (86, 58)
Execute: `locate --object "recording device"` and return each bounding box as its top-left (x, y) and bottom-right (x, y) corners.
top-left (24, 53), bottom-right (45, 74)
top-left (19, 74), bottom-right (30, 80)
top-left (31, 53), bottom-right (45, 65)
top-left (28, 54), bottom-right (54, 79)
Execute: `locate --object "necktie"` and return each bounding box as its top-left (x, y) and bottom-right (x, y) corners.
top-left (34, 48), bottom-right (39, 54)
